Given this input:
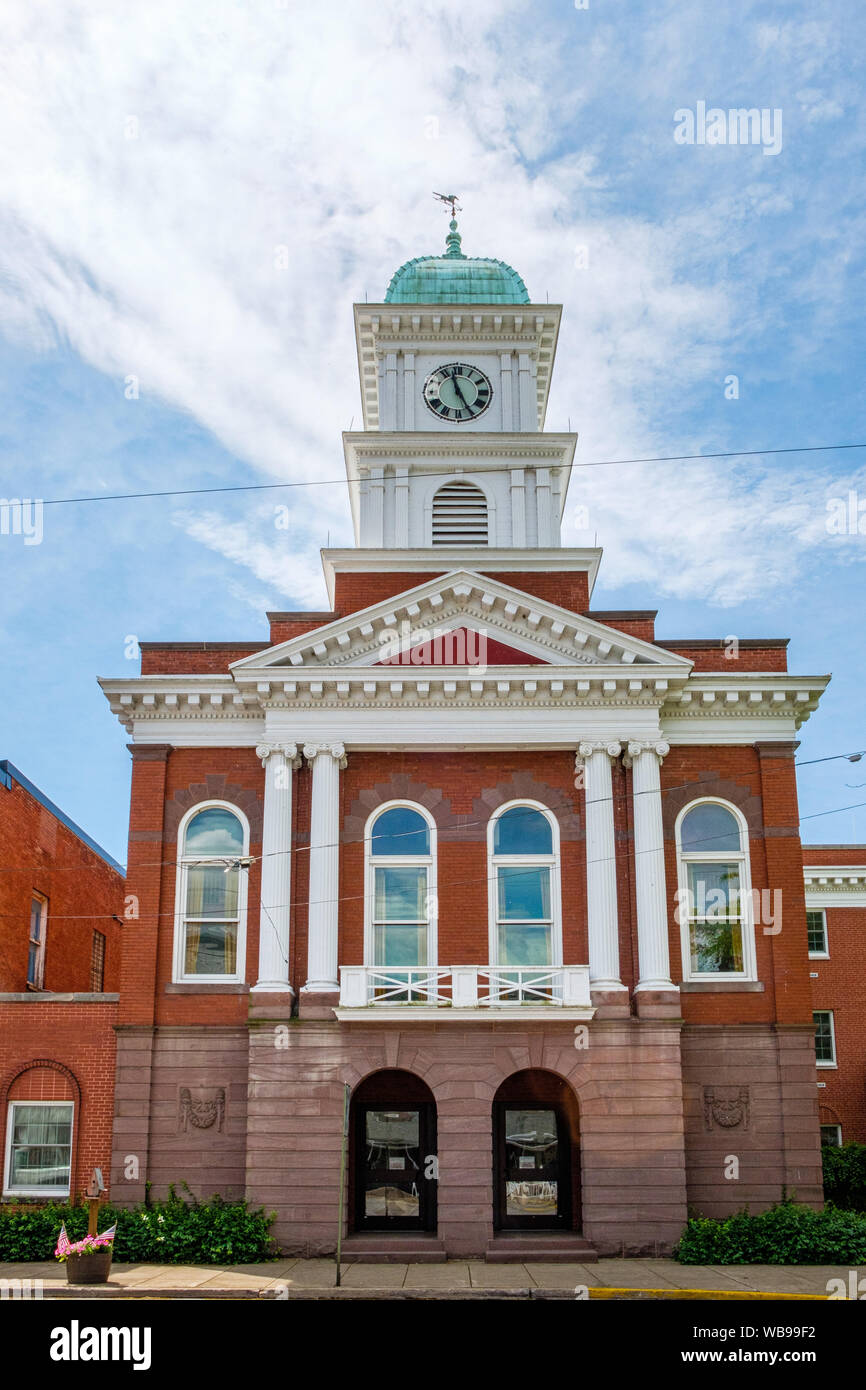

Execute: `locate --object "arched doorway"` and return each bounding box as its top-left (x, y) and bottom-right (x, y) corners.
top-left (492, 1070), bottom-right (580, 1232)
top-left (350, 1070), bottom-right (437, 1233)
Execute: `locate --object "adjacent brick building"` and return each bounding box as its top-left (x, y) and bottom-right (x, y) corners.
top-left (803, 845), bottom-right (866, 1147)
top-left (0, 761), bottom-right (124, 1202)
top-left (98, 219), bottom-right (835, 1259)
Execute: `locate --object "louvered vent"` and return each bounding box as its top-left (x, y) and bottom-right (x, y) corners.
top-left (431, 481), bottom-right (489, 546)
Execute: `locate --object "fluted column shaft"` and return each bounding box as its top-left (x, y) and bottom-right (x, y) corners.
top-left (253, 743), bottom-right (298, 993)
top-left (302, 742), bottom-right (346, 992)
top-left (577, 741), bottom-right (625, 990)
top-left (628, 740), bottom-right (675, 991)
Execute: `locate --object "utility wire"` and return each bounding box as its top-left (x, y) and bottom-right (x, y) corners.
top-left (32, 441), bottom-right (866, 510)
top-left (0, 746), bottom-right (861, 879)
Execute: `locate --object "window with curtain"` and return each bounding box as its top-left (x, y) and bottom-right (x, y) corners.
top-left (676, 801), bottom-right (752, 979)
top-left (176, 806), bottom-right (247, 980)
top-left (490, 805), bottom-right (559, 976)
top-left (27, 894), bottom-right (47, 988)
top-left (367, 805), bottom-right (435, 979)
top-left (4, 1101), bottom-right (73, 1196)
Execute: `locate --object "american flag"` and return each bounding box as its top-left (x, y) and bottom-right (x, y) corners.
top-left (99, 1222), bottom-right (117, 1241)
top-left (55, 1224), bottom-right (71, 1256)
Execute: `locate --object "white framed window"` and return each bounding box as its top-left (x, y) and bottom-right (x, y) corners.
top-left (3, 1100), bottom-right (73, 1197)
top-left (814, 1010), bottom-right (837, 1068)
top-left (27, 893), bottom-right (48, 989)
top-left (431, 479), bottom-right (489, 546)
top-left (806, 909), bottom-right (829, 958)
top-left (820, 1123), bottom-right (842, 1147)
top-left (365, 803), bottom-right (437, 984)
top-left (675, 799), bottom-right (756, 982)
top-left (173, 802), bottom-right (250, 983)
top-left (488, 802), bottom-right (562, 977)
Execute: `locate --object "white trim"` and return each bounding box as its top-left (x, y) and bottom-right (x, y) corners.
top-left (321, 547), bottom-right (602, 604)
top-left (363, 801), bottom-right (438, 974)
top-left (675, 798), bottom-right (757, 984)
top-left (814, 1009), bottom-right (837, 1068)
top-left (487, 800), bottom-right (562, 973)
top-left (3, 1098), bottom-right (74, 1198)
top-left (172, 800), bottom-right (251, 984)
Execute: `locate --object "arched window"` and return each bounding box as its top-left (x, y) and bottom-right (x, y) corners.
top-left (675, 799), bottom-right (754, 980)
top-left (174, 803), bottom-right (249, 982)
top-left (366, 804), bottom-right (437, 989)
top-left (431, 480), bottom-right (489, 545)
top-left (488, 803), bottom-right (561, 988)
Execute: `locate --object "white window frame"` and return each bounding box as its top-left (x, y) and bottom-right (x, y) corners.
top-left (675, 798), bottom-right (757, 983)
top-left (3, 1099), bottom-right (74, 1198)
top-left (172, 801), bottom-right (250, 984)
top-left (814, 1009), bottom-right (837, 1069)
top-left (806, 908), bottom-right (829, 959)
top-left (820, 1123), bottom-right (842, 1147)
top-left (487, 800), bottom-right (562, 969)
top-left (364, 801), bottom-right (438, 970)
top-left (27, 892), bottom-right (48, 990)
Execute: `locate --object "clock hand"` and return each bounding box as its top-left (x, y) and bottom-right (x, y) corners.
top-left (451, 375), bottom-right (469, 408)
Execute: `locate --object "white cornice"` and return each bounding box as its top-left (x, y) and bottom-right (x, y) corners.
top-left (230, 569), bottom-right (686, 674)
top-left (662, 674), bottom-right (829, 731)
top-left (321, 546), bottom-right (603, 605)
top-left (354, 302), bottom-right (562, 431)
top-left (804, 866), bottom-right (866, 908)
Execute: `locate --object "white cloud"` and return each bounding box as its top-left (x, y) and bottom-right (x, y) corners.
top-left (0, 0), bottom-right (862, 614)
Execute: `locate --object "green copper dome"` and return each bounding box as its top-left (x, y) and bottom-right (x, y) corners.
top-left (385, 219), bottom-right (530, 304)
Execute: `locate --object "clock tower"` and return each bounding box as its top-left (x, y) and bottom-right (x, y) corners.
top-left (345, 213), bottom-right (578, 552)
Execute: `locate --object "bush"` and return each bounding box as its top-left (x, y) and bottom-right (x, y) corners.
top-left (0, 1190), bottom-right (276, 1264)
top-left (822, 1141), bottom-right (866, 1213)
top-left (675, 1200), bottom-right (866, 1265)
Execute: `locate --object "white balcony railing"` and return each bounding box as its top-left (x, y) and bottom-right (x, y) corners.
top-left (338, 964), bottom-right (592, 1012)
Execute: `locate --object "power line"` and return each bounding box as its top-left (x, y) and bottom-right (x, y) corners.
top-left (5, 788), bottom-right (865, 923)
top-left (1, 745), bottom-right (862, 879)
top-left (32, 441), bottom-right (866, 510)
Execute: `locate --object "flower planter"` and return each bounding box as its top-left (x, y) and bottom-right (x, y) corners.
top-left (65, 1247), bottom-right (113, 1284)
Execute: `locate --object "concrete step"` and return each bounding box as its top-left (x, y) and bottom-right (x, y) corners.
top-left (340, 1233), bottom-right (448, 1264)
top-left (485, 1233), bottom-right (598, 1264)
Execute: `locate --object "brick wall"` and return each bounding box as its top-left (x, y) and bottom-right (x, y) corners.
top-left (0, 999), bottom-right (118, 1199)
top-left (0, 773), bottom-right (123, 994)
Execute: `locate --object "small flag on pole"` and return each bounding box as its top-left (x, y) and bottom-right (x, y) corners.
top-left (55, 1224), bottom-right (71, 1256)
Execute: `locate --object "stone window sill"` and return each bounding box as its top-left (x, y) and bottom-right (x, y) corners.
top-left (165, 983), bottom-right (250, 994)
top-left (679, 981), bottom-right (764, 992)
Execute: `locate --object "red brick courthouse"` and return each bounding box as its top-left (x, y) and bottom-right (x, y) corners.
top-left (98, 221), bottom-right (835, 1259)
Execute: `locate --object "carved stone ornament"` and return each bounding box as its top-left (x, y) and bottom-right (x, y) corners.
top-left (179, 1086), bottom-right (226, 1134)
top-left (703, 1085), bottom-right (750, 1132)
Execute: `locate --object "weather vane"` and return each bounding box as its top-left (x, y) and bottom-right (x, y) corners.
top-left (433, 191), bottom-right (462, 218)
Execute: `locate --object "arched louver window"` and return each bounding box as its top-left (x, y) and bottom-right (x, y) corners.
top-left (431, 480), bottom-right (489, 546)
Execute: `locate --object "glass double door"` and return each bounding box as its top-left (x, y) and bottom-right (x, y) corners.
top-left (493, 1103), bottom-right (570, 1230)
top-left (355, 1103), bottom-right (437, 1231)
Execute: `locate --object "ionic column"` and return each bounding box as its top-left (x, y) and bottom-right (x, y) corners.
top-left (577, 741), bottom-right (625, 992)
top-left (252, 743), bottom-right (299, 993)
top-left (627, 740), bottom-right (675, 992)
top-left (302, 742), bottom-right (347, 993)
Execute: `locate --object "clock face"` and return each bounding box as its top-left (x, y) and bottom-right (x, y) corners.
top-left (423, 362), bottom-right (493, 422)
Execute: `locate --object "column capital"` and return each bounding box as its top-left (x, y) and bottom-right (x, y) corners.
top-left (577, 740), bottom-right (622, 762)
top-left (256, 742), bottom-right (300, 768)
top-left (303, 741), bottom-right (347, 769)
top-left (624, 739), bottom-right (669, 767)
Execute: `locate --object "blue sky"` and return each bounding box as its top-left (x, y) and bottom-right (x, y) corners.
top-left (1, 0), bottom-right (864, 864)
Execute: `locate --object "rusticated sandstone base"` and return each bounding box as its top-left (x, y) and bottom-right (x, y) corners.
top-left (109, 1016), bottom-right (822, 1258)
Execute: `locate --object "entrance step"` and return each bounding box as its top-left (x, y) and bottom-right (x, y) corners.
top-left (340, 1233), bottom-right (448, 1264)
top-left (485, 1233), bottom-right (598, 1264)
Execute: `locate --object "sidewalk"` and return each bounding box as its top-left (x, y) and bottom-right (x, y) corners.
top-left (0, 1257), bottom-right (848, 1299)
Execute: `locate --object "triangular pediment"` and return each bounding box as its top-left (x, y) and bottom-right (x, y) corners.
top-left (229, 571), bottom-right (692, 674)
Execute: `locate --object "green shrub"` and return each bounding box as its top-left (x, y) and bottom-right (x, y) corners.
top-left (675, 1200), bottom-right (866, 1265)
top-left (822, 1141), bottom-right (866, 1213)
top-left (0, 1191), bottom-right (276, 1264)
